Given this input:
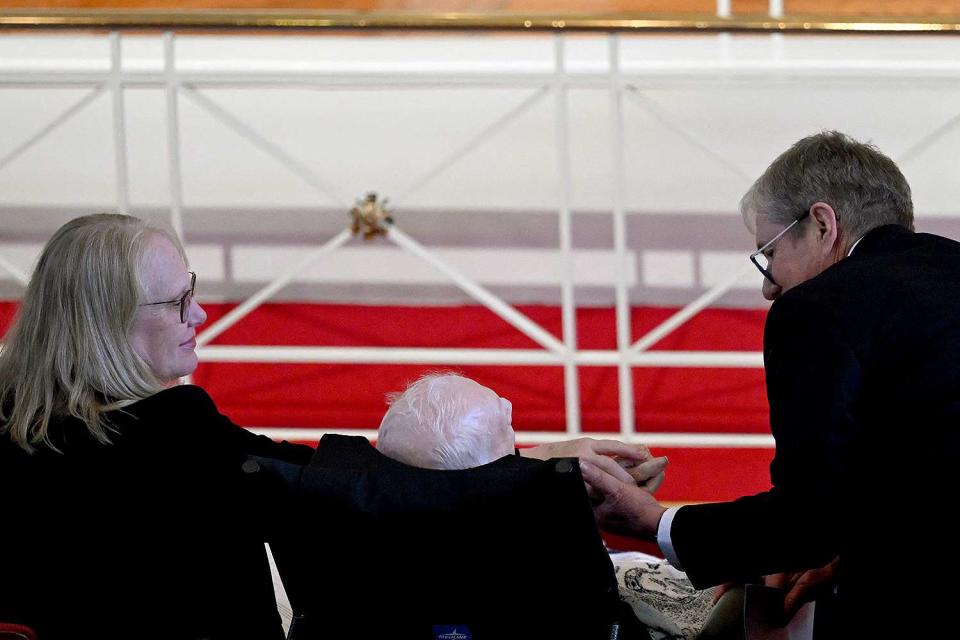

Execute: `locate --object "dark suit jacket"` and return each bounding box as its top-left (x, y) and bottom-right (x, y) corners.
top-left (265, 435), bottom-right (644, 640)
top-left (0, 385), bottom-right (313, 640)
top-left (669, 225), bottom-right (960, 634)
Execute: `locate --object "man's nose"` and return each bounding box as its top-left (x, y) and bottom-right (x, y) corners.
top-left (189, 300), bottom-right (208, 326)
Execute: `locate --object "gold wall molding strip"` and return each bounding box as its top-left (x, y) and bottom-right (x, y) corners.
top-left (2, 9), bottom-right (960, 33)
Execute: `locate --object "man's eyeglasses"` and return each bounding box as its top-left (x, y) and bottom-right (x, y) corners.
top-left (140, 272), bottom-right (196, 323)
top-left (749, 211), bottom-right (809, 287)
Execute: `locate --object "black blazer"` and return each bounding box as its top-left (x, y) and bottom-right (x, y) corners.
top-left (670, 225), bottom-right (960, 634)
top-left (0, 385), bottom-right (313, 640)
top-left (263, 435), bottom-right (643, 640)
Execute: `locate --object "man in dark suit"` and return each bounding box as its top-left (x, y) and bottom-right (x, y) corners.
top-left (581, 130), bottom-right (960, 637)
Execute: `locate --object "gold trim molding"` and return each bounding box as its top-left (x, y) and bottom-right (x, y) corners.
top-left (2, 9), bottom-right (960, 33)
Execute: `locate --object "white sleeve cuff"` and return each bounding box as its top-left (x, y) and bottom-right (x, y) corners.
top-left (656, 506), bottom-right (683, 570)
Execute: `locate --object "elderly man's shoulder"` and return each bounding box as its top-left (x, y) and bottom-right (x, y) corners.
top-left (317, 432), bottom-right (538, 471)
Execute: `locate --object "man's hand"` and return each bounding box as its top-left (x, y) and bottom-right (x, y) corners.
top-left (763, 556), bottom-right (840, 620)
top-left (578, 459), bottom-right (667, 540)
top-left (521, 438), bottom-right (668, 490)
top-left (619, 455), bottom-right (669, 493)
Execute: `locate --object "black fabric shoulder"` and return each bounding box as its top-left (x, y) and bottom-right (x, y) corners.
top-left (128, 385), bottom-right (312, 465)
top-left (765, 282), bottom-right (852, 347)
top-left (122, 385), bottom-right (231, 432)
top-left (765, 292), bottom-right (824, 350)
top-left (314, 433), bottom-right (541, 473)
top-left (134, 384), bottom-right (218, 413)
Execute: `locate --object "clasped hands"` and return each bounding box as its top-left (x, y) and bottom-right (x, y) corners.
top-left (522, 438), bottom-right (669, 540)
top-left (521, 437), bottom-right (668, 492)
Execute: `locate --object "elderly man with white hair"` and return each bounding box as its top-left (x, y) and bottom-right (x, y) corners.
top-left (378, 372), bottom-right (668, 489)
top-left (375, 373), bottom-right (713, 640)
top-left (268, 372), bottom-right (671, 634)
top-left (376, 373), bottom-right (516, 470)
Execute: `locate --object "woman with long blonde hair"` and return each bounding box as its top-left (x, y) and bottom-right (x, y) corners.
top-left (0, 214), bottom-right (314, 639)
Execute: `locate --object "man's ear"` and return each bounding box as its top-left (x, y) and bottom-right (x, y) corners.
top-left (809, 202), bottom-right (839, 258)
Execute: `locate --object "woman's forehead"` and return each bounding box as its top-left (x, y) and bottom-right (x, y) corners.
top-left (140, 236), bottom-right (188, 292)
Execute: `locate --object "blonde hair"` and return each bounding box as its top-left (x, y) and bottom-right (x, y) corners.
top-left (0, 214), bottom-right (181, 453)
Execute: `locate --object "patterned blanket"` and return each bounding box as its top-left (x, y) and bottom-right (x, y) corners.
top-left (611, 552), bottom-right (718, 640)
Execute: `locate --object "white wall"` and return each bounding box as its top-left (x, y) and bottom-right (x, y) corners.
top-left (2, 31), bottom-right (959, 307)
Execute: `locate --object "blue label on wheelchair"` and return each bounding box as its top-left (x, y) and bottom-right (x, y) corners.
top-left (432, 625), bottom-right (472, 640)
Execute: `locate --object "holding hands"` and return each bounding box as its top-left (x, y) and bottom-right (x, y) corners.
top-left (578, 457), bottom-right (667, 541)
top-left (522, 437), bottom-right (668, 491)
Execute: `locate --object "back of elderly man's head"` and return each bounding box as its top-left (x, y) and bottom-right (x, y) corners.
top-left (376, 373), bottom-right (516, 470)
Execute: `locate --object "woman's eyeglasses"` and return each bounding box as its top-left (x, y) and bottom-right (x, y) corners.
top-left (140, 272), bottom-right (196, 323)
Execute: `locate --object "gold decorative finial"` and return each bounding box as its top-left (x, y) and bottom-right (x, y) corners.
top-left (350, 192), bottom-right (393, 240)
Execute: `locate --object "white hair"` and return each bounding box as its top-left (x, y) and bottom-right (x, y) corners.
top-left (376, 373), bottom-right (515, 470)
